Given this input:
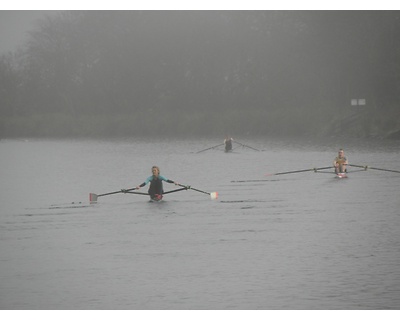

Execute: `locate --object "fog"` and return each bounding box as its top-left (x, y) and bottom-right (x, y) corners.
top-left (1, 11), bottom-right (400, 139)
top-left (0, 11), bottom-right (49, 54)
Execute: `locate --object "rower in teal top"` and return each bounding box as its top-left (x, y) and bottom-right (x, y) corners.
top-left (126, 166), bottom-right (178, 201)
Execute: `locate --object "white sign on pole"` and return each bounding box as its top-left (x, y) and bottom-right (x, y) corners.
top-left (351, 99), bottom-right (366, 106)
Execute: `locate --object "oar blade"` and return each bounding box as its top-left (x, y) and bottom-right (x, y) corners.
top-left (210, 192), bottom-right (218, 200)
top-left (89, 193), bottom-right (98, 203)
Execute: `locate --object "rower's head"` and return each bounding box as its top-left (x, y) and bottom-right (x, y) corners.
top-left (152, 166), bottom-right (160, 176)
top-left (338, 149), bottom-right (344, 157)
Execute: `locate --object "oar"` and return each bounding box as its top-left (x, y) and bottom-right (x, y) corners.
top-left (163, 187), bottom-right (189, 195)
top-left (125, 187), bottom-right (189, 196)
top-left (196, 143), bottom-right (225, 154)
top-left (89, 187), bottom-right (137, 202)
top-left (233, 140), bottom-right (261, 151)
top-left (267, 166), bottom-right (334, 176)
top-left (177, 184), bottom-right (218, 200)
top-left (349, 164), bottom-right (400, 174)
top-left (231, 166), bottom-right (334, 182)
top-left (123, 191), bottom-right (150, 195)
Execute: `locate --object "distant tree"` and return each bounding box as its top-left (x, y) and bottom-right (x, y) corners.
top-left (0, 53), bottom-right (19, 117)
top-left (2, 10), bottom-right (400, 137)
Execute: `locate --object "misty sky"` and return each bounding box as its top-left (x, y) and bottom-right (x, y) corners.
top-left (0, 3), bottom-right (397, 55)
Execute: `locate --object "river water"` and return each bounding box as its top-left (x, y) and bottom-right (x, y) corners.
top-left (1, 137), bottom-right (399, 310)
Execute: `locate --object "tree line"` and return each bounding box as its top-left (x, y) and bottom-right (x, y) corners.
top-left (1, 11), bottom-right (400, 139)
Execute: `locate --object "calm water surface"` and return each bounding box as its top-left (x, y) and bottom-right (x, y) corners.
top-left (1, 137), bottom-right (399, 309)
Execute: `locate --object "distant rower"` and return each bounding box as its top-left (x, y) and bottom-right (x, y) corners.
top-left (333, 149), bottom-right (348, 175)
top-left (224, 136), bottom-right (233, 152)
